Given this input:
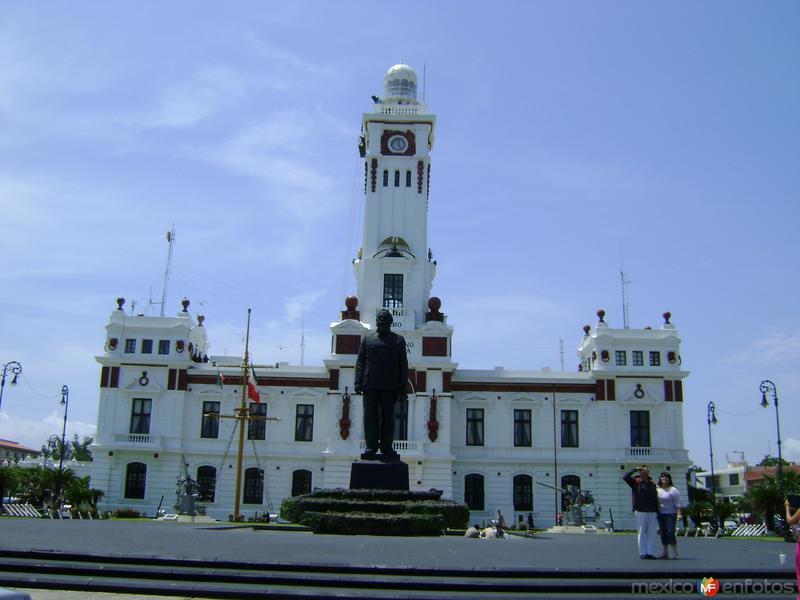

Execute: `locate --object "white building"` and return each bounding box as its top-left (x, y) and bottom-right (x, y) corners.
top-left (90, 64), bottom-right (690, 529)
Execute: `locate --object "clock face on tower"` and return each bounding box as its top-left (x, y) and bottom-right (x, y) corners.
top-left (380, 130), bottom-right (415, 156)
top-left (388, 135), bottom-right (408, 153)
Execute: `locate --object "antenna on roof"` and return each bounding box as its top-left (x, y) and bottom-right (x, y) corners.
top-left (620, 253), bottom-right (630, 329)
top-left (158, 227), bottom-right (176, 317)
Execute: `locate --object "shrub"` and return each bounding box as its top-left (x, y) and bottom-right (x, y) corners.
top-left (280, 488), bottom-right (469, 535)
top-left (112, 508), bottom-right (141, 518)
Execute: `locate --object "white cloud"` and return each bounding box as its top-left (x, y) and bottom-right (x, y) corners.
top-left (147, 65), bottom-right (275, 128)
top-left (784, 438), bottom-right (800, 463)
top-left (723, 330), bottom-right (800, 366)
top-left (0, 410), bottom-right (96, 451)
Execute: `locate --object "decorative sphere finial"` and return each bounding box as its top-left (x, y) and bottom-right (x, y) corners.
top-left (597, 309), bottom-right (606, 323)
top-left (428, 297), bottom-right (442, 311)
top-left (663, 311), bottom-right (671, 324)
top-left (583, 324), bottom-right (591, 336)
top-left (181, 298), bottom-right (190, 312)
top-left (116, 297), bottom-right (125, 311)
top-left (345, 296), bottom-right (358, 310)
top-left (197, 315), bottom-right (205, 326)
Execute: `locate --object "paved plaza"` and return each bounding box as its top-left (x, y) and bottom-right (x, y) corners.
top-left (0, 519), bottom-right (796, 599)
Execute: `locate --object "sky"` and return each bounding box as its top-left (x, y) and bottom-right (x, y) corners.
top-left (0, 1), bottom-right (798, 472)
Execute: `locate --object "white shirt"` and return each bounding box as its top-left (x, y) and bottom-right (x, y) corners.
top-left (657, 486), bottom-right (682, 514)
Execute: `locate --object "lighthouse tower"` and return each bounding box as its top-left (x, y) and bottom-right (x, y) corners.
top-left (354, 62), bottom-right (437, 328)
top-left (327, 64), bottom-right (455, 491)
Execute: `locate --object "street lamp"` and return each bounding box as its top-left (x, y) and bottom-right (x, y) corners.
top-left (758, 380), bottom-right (783, 501)
top-left (0, 360), bottom-right (22, 414)
top-left (55, 385), bottom-right (69, 503)
top-left (706, 401), bottom-right (718, 530)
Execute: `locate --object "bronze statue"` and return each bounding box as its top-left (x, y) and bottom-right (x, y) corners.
top-left (354, 309), bottom-right (408, 461)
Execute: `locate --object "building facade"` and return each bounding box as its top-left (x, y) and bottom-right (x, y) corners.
top-left (89, 64), bottom-right (690, 529)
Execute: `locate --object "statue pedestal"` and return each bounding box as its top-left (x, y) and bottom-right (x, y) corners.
top-left (349, 460), bottom-right (409, 491)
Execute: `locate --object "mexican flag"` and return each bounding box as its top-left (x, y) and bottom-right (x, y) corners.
top-left (247, 364), bottom-right (261, 403)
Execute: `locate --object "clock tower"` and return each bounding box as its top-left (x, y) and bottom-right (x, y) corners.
top-left (330, 62), bottom-right (454, 406)
top-left (355, 63), bottom-right (438, 334)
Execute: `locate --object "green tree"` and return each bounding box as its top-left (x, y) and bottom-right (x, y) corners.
top-left (757, 455), bottom-right (791, 467)
top-left (40, 434), bottom-right (94, 462)
top-left (0, 465), bottom-right (21, 512)
top-left (70, 435), bottom-right (93, 461)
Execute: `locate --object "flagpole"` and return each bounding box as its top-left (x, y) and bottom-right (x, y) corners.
top-left (233, 308), bottom-right (252, 520)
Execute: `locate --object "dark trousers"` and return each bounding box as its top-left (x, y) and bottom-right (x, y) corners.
top-left (363, 389), bottom-right (397, 453)
top-left (657, 513), bottom-right (678, 545)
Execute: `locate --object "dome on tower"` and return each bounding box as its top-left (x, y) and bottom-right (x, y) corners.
top-left (383, 63), bottom-right (418, 103)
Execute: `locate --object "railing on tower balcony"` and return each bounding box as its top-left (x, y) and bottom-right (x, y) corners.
top-left (114, 433), bottom-right (159, 447)
top-left (359, 440), bottom-right (420, 454)
top-left (373, 104), bottom-right (425, 116)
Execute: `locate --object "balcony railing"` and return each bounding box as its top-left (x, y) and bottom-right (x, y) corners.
top-left (626, 447), bottom-right (651, 457)
top-left (114, 433), bottom-right (158, 447)
top-left (373, 105), bottom-right (423, 116)
top-left (359, 440), bottom-right (420, 454)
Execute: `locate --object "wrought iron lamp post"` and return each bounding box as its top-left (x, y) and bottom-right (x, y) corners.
top-left (0, 360), bottom-right (22, 414)
top-left (758, 380), bottom-right (784, 500)
top-left (55, 385), bottom-right (69, 502)
top-left (706, 401), bottom-right (718, 529)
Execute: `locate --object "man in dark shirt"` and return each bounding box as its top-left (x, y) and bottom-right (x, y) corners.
top-left (354, 309), bottom-right (408, 461)
top-left (623, 465), bottom-right (659, 559)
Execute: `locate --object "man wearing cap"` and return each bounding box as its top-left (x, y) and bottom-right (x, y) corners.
top-left (624, 465), bottom-right (659, 559)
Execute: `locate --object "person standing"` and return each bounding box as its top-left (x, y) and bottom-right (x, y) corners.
top-left (354, 309), bottom-right (408, 461)
top-left (623, 465), bottom-right (659, 559)
top-left (785, 498), bottom-right (800, 598)
top-left (656, 472), bottom-right (683, 559)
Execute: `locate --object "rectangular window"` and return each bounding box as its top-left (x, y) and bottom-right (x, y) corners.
top-left (561, 410), bottom-right (579, 448)
top-left (632, 351), bottom-right (643, 366)
top-left (383, 274), bottom-right (404, 308)
top-left (514, 409), bottom-right (532, 447)
top-left (248, 402), bottom-right (267, 440)
top-left (615, 350), bottom-right (627, 366)
top-left (201, 401), bottom-right (220, 439)
top-left (630, 410), bottom-right (651, 447)
top-left (405, 170), bottom-right (412, 187)
top-left (394, 169), bottom-right (400, 187)
top-left (383, 170), bottom-right (388, 187)
top-left (158, 340), bottom-right (170, 355)
top-left (141, 339), bottom-right (153, 354)
top-left (130, 398), bottom-right (152, 435)
top-left (295, 404), bottom-right (314, 442)
top-left (649, 351), bottom-right (661, 366)
top-left (124, 339), bottom-right (136, 353)
top-left (729, 473), bottom-right (740, 486)
top-left (466, 408), bottom-right (484, 446)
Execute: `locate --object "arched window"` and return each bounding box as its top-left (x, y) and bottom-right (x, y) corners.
top-left (291, 469), bottom-right (312, 496)
top-left (243, 467), bottom-right (264, 504)
top-left (464, 474), bottom-right (484, 511)
top-left (124, 462), bottom-right (147, 499)
top-left (405, 170), bottom-right (412, 188)
top-left (383, 170), bottom-right (388, 187)
top-left (394, 170), bottom-right (400, 187)
top-left (393, 396), bottom-right (408, 441)
top-left (561, 474), bottom-right (581, 512)
top-left (513, 474), bottom-right (533, 511)
top-left (197, 466), bottom-right (216, 502)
